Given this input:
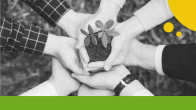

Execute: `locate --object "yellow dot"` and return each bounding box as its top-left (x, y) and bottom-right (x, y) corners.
top-left (164, 22), bottom-right (174, 33)
top-left (176, 31), bottom-right (182, 37)
top-left (168, 0), bottom-right (196, 31)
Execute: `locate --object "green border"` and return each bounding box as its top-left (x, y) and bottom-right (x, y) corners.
top-left (0, 97), bottom-right (195, 109)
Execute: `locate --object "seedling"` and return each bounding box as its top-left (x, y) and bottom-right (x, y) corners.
top-left (81, 19), bottom-right (120, 48)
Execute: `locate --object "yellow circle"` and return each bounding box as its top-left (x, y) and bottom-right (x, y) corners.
top-left (176, 31), bottom-right (182, 37)
top-left (164, 22), bottom-right (174, 33)
top-left (168, 0), bottom-right (196, 31)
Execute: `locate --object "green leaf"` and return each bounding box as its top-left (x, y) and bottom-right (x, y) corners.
top-left (91, 35), bottom-right (97, 45)
top-left (98, 32), bottom-right (104, 38)
top-left (106, 30), bottom-right (120, 37)
top-left (84, 37), bottom-right (90, 46)
top-left (107, 35), bottom-right (112, 44)
top-left (80, 29), bottom-right (89, 36)
top-left (103, 24), bottom-right (108, 31)
top-left (95, 20), bottom-right (103, 29)
top-left (106, 19), bottom-right (114, 29)
top-left (102, 33), bottom-right (108, 48)
top-left (88, 25), bottom-right (94, 35)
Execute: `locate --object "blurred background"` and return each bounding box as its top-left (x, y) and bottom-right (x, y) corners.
top-left (1, 0), bottom-right (196, 96)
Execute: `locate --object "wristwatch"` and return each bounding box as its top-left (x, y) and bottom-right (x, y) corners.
top-left (114, 74), bottom-right (138, 96)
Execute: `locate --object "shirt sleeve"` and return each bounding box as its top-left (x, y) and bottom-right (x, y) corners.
top-left (21, 0), bottom-right (71, 27)
top-left (134, 0), bottom-right (174, 31)
top-left (107, 0), bottom-right (126, 8)
top-left (19, 81), bottom-right (58, 96)
top-left (0, 17), bottom-right (48, 55)
top-left (132, 89), bottom-right (154, 96)
top-left (155, 45), bottom-right (166, 76)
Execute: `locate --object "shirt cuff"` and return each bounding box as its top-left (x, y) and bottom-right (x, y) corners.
top-left (19, 81), bottom-right (58, 96)
top-left (132, 89), bottom-right (154, 96)
top-left (107, 0), bottom-right (126, 8)
top-left (155, 45), bottom-right (166, 76)
top-left (134, 0), bottom-right (173, 31)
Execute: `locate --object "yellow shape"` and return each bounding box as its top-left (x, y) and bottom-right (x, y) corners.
top-left (176, 31), bottom-right (182, 37)
top-left (164, 22), bottom-right (174, 33)
top-left (168, 0), bottom-right (196, 31)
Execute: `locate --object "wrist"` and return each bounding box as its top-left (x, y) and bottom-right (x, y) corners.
top-left (48, 77), bottom-right (72, 96)
top-left (43, 33), bottom-right (60, 57)
top-left (138, 44), bottom-right (157, 70)
top-left (57, 9), bottom-right (77, 32)
top-left (120, 80), bottom-right (146, 96)
top-left (97, 0), bottom-right (120, 18)
top-left (122, 16), bottom-right (145, 39)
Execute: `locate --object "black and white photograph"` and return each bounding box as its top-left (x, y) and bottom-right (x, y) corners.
top-left (1, 0), bottom-right (196, 96)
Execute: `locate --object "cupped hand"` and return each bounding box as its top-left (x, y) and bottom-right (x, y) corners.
top-left (44, 34), bottom-right (86, 75)
top-left (48, 58), bottom-right (80, 96)
top-left (78, 84), bottom-right (114, 96)
top-left (72, 65), bottom-right (130, 90)
top-left (76, 0), bottom-right (121, 63)
top-left (103, 16), bottom-right (145, 71)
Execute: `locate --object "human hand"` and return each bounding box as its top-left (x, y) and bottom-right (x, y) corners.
top-left (72, 65), bottom-right (130, 90)
top-left (103, 16), bottom-right (145, 71)
top-left (44, 34), bottom-right (86, 75)
top-left (48, 58), bottom-right (80, 96)
top-left (78, 84), bottom-right (114, 96)
top-left (57, 9), bottom-right (91, 39)
top-left (124, 39), bottom-right (156, 70)
top-left (76, 0), bottom-right (121, 63)
top-left (87, 38), bottom-right (156, 71)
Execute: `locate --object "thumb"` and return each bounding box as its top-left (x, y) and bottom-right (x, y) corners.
top-left (76, 27), bottom-right (88, 49)
top-left (104, 46), bottom-right (121, 71)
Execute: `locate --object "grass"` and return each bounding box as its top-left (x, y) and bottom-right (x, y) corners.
top-left (1, 0), bottom-right (196, 96)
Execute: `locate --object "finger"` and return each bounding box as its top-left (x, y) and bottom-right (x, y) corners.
top-left (79, 47), bottom-right (89, 63)
top-left (113, 58), bottom-right (123, 66)
top-left (104, 46), bottom-right (121, 71)
top-left (76, 26), bottom-right (87, 49)
top-left (68, 61), bottom-right (84, 75)
top-left (80, 51), bottom-right (88, 68)
top-left (71, 74), bottom-right (90, 84)
top-left (88, 61), bottom-right (104, 68)
top-left (84, 67), bottom-right (103, 72)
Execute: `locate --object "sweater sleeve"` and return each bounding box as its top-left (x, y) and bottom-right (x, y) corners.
top-left (0, 17), bottom-right (48, 55)
top-left (134, 0), bottom-right (173, 31)
top-left (21, 0), bottom-right (71, 27)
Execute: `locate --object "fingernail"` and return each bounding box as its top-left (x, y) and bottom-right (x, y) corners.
top-left (105, 66), bottom-right (111, 71)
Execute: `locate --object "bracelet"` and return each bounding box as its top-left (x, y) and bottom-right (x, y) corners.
top-left (114, 74), bottom-right (138, 96)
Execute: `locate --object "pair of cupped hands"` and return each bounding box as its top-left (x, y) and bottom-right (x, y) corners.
top-left (47, 1), bottom-right (145, 96)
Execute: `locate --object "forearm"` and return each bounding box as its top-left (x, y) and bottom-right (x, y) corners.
top-left (124, 40), bottom-right (157, 70)
top-left (43, 33), bottom-right (60, 56)
top-left (20, 81), bottom-right (58, 96)
top-left (134, 0), bottom-right (173, 31)
top-left (20, 80), bottom-right (72, 96)
top-left (138, 44), bottom-right (157, 70)
top-left (97, 0), bottom-right (121, 18)
top-left (120, 80), bottom-right (154, 96)
top-left (106, 0), bottom-right (126, 8)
